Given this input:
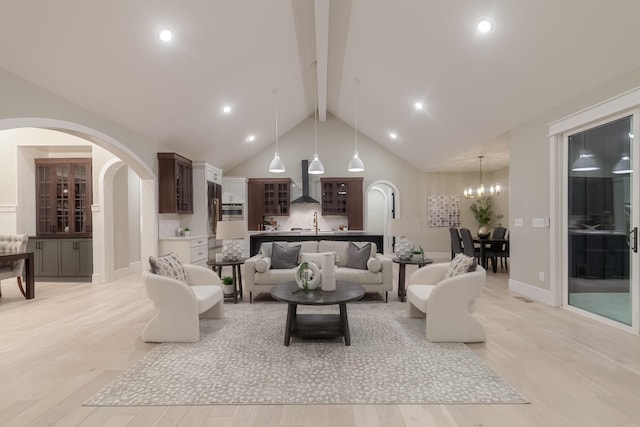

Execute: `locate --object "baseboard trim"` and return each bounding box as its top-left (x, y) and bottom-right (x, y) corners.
top-left (508, 278), bottom-right (557, 306)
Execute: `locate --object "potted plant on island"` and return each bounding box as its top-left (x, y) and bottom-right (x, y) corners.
top-left (470, 196), bottom-right (503, 239)
top-left (222, 276), bottom-right (234, 295)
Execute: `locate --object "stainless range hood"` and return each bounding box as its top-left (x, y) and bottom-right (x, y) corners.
top-left (291, 160), bottom-right (320, 204)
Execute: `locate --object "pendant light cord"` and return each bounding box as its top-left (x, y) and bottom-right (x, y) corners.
top-left (354, 78), bottom-right (359, 152)
top-left (314, 64), bottom-right (318, 155)
top-left (273, 88), bottom-right (279, 154)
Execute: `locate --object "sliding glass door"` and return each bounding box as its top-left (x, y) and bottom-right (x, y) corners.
top-left (566, 115), bottom-right (636, 326)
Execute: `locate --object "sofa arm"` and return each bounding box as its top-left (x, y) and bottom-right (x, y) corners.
top-left (183, 264), bottom-right (223, 289)
top-left (243, 254), bottom-right (263, 290)
top-left (375, 253), bottom-right (393, 292)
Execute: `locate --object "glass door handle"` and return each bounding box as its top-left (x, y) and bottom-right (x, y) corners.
top-left (630, 227), bottom-right (638, 253)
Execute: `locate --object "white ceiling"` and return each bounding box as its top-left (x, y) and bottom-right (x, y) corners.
top-left (1, 0), bottom-right (639, 173)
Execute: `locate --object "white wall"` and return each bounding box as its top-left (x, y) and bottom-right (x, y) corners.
top-left (113, 166), bottom-right (130, 270)
top-left (509, 66), bottom-right (640, 295)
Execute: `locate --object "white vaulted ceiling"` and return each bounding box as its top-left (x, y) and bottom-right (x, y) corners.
top-left (0, 0), bottom-right (639, 172)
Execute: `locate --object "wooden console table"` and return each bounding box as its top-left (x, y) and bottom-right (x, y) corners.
top-left (0, 251), bottom-right (35, 299)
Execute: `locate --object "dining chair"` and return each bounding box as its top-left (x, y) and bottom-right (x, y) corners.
top-left (449, 228), bottom-right (463, 260)
top-left (0, 234), bottom-right (29, 297)
top-left (497, 229), bottom-right (510, 270)
top-left (459, 228), bottom-right (481, 263)
top-left (483, 227), bottom-right (507, 272)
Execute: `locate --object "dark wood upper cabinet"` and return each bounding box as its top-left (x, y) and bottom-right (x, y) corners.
top-left (35, 158), bottom-right (92, 237)
top-left (321, 177), bottom-right (363, 230)
top-left (247, 178), bottom-right (292, 230)
top-left (158, 153), bottom-right (193, 214)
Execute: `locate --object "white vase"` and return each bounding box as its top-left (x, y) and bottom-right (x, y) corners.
top-left (321, 253), bottom-right (336, 291)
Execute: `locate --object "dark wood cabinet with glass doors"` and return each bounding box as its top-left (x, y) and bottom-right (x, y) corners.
top-left (35, 159), bottom-right (92, 237)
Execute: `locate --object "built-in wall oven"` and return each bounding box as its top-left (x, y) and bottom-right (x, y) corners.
top-left (222, 203), bottom-right (244, 221)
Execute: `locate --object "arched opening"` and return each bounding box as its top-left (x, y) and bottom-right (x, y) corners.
top-left (0, 118), bottom-right (157, 284)
top-left (365, 180), bottom-right (399, 255)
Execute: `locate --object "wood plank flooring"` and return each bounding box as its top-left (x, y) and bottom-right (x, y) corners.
top-left (1, 264), bottom-right (639, 427)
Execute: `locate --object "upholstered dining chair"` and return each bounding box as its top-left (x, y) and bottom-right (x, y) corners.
top-left (483, 226), bottom-right (507, 272)
top-left (459, 228), bottom-right (481, 263)
top-left (0, 234), bottom-right (29, 297)
top-left (449, 228), bottom-right (463, 260)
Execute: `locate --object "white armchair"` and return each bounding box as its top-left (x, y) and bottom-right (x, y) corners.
top-left (406, 262), bottom-right (486, 343)
top-left (0, 234), bottom-right (29, 297)
top-left (142, 263), bottom-right (224, 343)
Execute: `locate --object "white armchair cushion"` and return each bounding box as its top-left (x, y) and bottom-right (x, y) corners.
top-left (149, 252), bottom-right (187, 283)
top-left (255, 257), bottom-right (271, 273)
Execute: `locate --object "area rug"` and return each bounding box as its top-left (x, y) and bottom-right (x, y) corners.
top-left (85, 300), bottom-right (527, 406)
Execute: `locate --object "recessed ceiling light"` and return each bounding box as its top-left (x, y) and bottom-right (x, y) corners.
top-left (414, 102), bottom-right (424, 110)
top-left (158, 29), bottom-right (173, 42)
top-left (222, 105), bottom-right (232, 114)
top-left (246, 135), bottom-right (256, 142)
top-left (389, 132), bottom-right (397, 140)
top-left (477, 19), bottom-right (494, 33)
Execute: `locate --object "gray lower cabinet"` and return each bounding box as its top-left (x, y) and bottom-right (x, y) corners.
top-left (28, 239), bottom-right (60, 276)
top-left (59, 239), bottom-right (93, 277)
top-left (28, 238), bottom-right (93, 278)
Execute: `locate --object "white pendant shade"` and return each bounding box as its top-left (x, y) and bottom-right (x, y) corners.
top-left (612, 153), bottom-right (632, 174)
top-left (571, 151), bottom-right (599, 172)
top-left (347, 151), bottom-right (365, 172)
top-left (308, 153), bottom-right (325, 174)
top-left (269, 152), bottom-right (285, 173)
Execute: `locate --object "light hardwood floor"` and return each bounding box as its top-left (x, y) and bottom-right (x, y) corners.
top-left (1, 265), bottom-right (639, 427)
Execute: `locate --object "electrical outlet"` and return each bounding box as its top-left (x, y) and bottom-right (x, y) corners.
top-left (539, 272), bottom-right (544, 282)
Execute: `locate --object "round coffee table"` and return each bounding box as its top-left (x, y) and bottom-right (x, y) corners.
top-left (270, 281), bottom-right (365, 346)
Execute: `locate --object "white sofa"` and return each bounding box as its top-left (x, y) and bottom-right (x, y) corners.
top-left (406, 261), bottom-right (486, 342)
top-left (244, 240), bottom-right (393, 302)
top-left (142, 263), bottom-right (224, 343)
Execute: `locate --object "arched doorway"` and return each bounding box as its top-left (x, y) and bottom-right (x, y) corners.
top-left (0, 118), bottom-right (157, 284)
top-left (365, 181), bottom-right (399, 255)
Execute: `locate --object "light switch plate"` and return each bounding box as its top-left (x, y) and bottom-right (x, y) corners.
top-left (515, 218), bottom-right (524, 227)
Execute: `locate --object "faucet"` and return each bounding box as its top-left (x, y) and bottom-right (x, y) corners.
top-left (313, 211), bottom-right (318, 235)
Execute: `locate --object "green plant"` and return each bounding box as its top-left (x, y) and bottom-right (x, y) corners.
top-left (470, 196), bottom-right (503, 228)
top-left (222, 276), bottom-right (233, 286)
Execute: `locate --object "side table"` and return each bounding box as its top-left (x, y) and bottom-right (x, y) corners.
top-left (393, 257), bottom-right (433, 302)
top-left (207, 258), bottom-right (246, 303)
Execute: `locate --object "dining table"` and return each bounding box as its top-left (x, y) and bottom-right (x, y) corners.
top-left (472, 238), bottom-right (509, 273)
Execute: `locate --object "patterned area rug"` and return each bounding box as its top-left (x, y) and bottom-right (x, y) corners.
top-left (86, 300), bottom-right (527, 405)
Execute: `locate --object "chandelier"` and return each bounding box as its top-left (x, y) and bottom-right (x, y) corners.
top-left (463, 156), bottom-right (500, 199)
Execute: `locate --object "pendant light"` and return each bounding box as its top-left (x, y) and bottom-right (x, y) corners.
top-left (612, 132), bottom-right (633, 174)
top-left (268, 89), bottom-right (285, 173)
top-left (463, 156), bottom-right (500, 199)
top-left (570, 133), bottom-right (599, 172)
top-left (348, 78), bottom-right (365, 172)
top-left (308, 62), bottom-right (325, 175)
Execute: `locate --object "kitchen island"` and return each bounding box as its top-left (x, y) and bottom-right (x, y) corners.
top-left (249, 232), bottom-right (384, 256)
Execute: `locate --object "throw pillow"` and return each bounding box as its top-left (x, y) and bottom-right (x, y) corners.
top-left (367, 257), bottom-right (382, 273)
top-left (254, 257), bottom-right (271, 273)
top-left (443, 253), bottom-right (475, 279)
top-left (149, 252), bottom-right (188, 283)
top-left (346, 242), bottom-right (371, 270)
top-left (271, 242), bottom-right (301, 269)
top-left (259, 241), bottom-right (286, 258)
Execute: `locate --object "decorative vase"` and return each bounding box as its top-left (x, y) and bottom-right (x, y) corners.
top-left (321, 253), bottom-right (336, 291)
top-left (478, 226), bottom-right (491, 239)
top-left (295, 261), bottom-right (321, 291)
top-left (394, 237), bottom-right (414, 260)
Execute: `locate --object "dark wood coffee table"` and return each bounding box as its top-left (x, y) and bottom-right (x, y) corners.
top-left (270, 281), bottom-right (365, 346)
